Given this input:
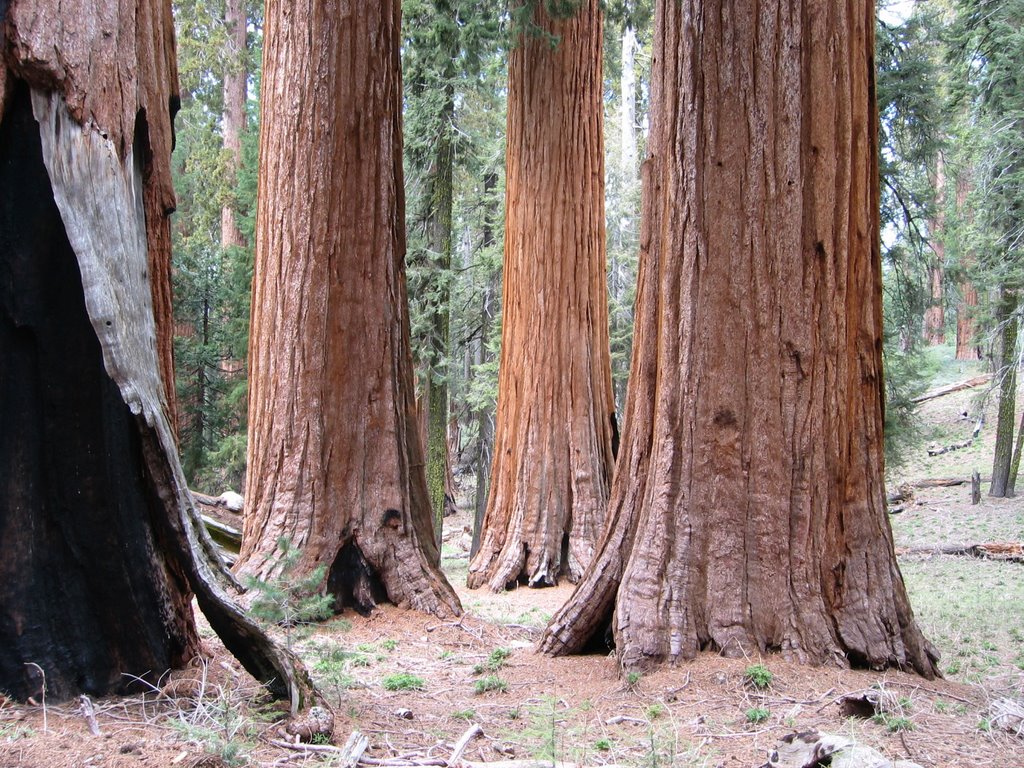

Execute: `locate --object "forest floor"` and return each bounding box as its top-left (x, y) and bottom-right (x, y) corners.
top-left (3, 344), bottom-right (1024, 767)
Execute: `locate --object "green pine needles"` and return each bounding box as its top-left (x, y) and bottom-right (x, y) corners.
top-left (244, 537), bottom-right (334, 649)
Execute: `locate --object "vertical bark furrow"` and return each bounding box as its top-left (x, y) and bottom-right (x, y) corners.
top-left (542, 0), bottom-right (938, 678)
top-left (238, 0), bottom-right (459, 618)
top-left (468, 0), bottom-right (615, 591)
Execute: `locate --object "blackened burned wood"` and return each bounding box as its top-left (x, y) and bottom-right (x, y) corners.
top-left (1, 0), bottom-right (312, 711)
top-left (0, 84), bottom-right (196, 703)
top-left (0, 86), bottom-right (311, 711)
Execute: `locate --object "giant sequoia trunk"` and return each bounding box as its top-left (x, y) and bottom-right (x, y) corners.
top-left (237, 0), bottom-right (460, 618)
top-left (541, 0), bottom-right (939, 677)
top-left (0, 0), bottom-right (307, 708)
top-left (467, 0), bottom-right (617, 590)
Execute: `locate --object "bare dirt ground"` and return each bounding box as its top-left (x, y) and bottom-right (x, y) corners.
top-left (3, 349), bottom-right (1023, 767)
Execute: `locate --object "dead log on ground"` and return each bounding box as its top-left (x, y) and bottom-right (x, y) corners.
top-left (896, 542), bottom-right (1024, 564)
top-left (913, 477), bottom-right (968, 488)
top-left (927, 438), bottom-right (973, 456)
top-left (911, 374), bottom-right (992, 404)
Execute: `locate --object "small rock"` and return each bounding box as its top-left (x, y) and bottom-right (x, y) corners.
top-left (217, 491), bottom-right (244, 512)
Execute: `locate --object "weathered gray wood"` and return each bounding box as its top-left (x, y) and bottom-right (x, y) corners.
top-left (911, 374), bottom-right (992, 404)
top-left (31, 89), bottom-right (311, 713)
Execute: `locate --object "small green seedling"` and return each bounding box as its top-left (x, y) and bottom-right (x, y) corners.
top-left (746, 707), bottom-right (770, 724)
top-left (474, 675), bottom-right (508, 694)
top-left (474, 647), bottom-right (512, 674)
top-left (873, 713), bottom-right (914, 732)
top-left (382, 673), bottom-right (425, 691)
top-left (743, 664), bottom-right (774, 690)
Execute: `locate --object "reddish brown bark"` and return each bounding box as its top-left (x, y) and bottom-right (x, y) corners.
top-left (541, 0), bottom-right (938, 678)
top-left (954, 176), bottom-right (982, 361)
top-left (0, 0), bottom-right (292, 705)
top-left (955, 281), bottom-right (982, 360)
top-left (467, 0), bottom-right (616, 591)
top-left (923, 265), bottom-right (945, 344)
top-left (237, 0), bottom-right (459, 618)
top-left (1, 0), bottom-right (181, 431)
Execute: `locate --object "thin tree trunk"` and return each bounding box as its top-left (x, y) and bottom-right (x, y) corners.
top-left (468, 0), bottom-right (616, 590)
top-left (954, 173), bottom-right (981, 360)
top-left (989, 289), bottom-right (1019, 498)
top-left (541, 0), bottom-right (938, 678)
top-left (424, 78), bottom-right (456, 548)
top-left (220, 0), bottom-right (247, 251)
top-left (237, 0), bottom-right (460, 618)
top-left (1006, 409), bottom-right (1024, 497)
top-left (956, 280), bottom-right (982, 360)
top-left (923, 156), bottom-right (945, 345)
top-left (471, 173), bottom-right (498, 559)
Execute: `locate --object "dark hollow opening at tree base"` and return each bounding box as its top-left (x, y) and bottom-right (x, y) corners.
top-left (0, 81), bottom-right (195, 702)
top-left (327, 539), bottom-right (389, 616)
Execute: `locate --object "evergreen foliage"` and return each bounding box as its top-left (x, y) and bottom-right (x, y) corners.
top-left (244, 538), bottom-right (334, 650)
top-left (171, 0), bottom-right (260, 491)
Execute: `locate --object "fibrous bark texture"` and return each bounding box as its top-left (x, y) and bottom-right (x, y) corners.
top-left (541, 0), bottom-right (939, 678)
top-left (467, 0), bottom-right (616, 591)
top-left (238, 0), bottom-right (460, 618)
top-left (0, 0), bottom-right (310, 710)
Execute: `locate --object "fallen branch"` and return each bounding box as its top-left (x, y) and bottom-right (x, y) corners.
top-left (912, 477), bottom-right (968, 488)
top-left (927, 439), bottom-right (973, 457)
top-left (911, 374), bottom-right (992, 404)
top-left (448, 724), bottom-right (483, 767)
top-left (605, 715), bottom-right (647, 725)
top-left (78, 694), bottom-right (101, 736)
top-left (270, 730), bottom-right (371, 768)
top-left (986, 697), bottom-right (1024, 738)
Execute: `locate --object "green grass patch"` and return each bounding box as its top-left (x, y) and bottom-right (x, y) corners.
top-left (382, 673), bottom-right (425, 691)
top-left (474, 674), bottom-right (508, 694)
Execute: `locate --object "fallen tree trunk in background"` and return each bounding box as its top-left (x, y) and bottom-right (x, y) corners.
top-left (913, 477), bottom-right (969, 488)
top-left (911, 374), bottom-right (992, 404)
top-left (896, 542), bottom-right (1024, 564)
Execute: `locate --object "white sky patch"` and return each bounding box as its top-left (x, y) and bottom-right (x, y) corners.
top-left (879, 0), bottom-right (916, 26)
